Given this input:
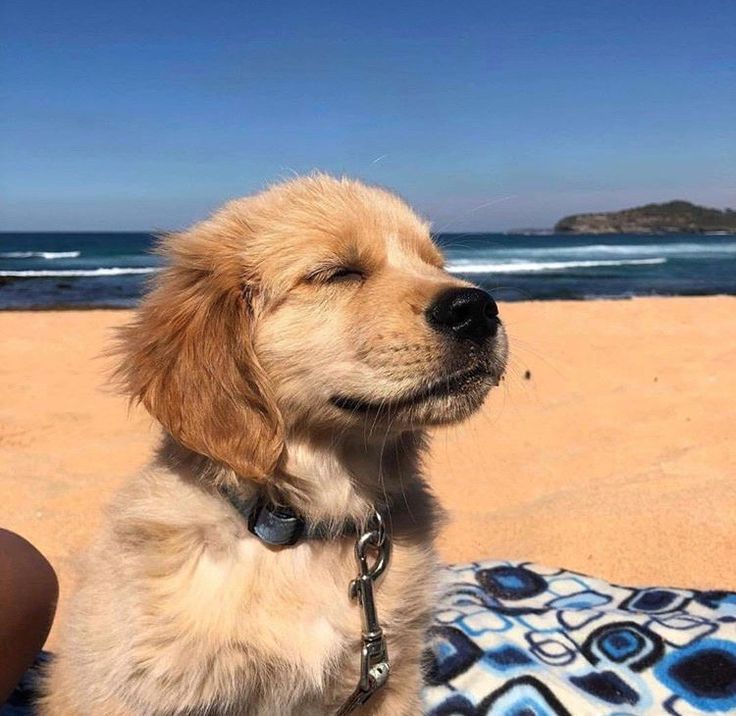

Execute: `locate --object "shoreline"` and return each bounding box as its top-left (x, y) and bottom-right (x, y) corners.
top-left (2, 295), bottom-right (735, 648)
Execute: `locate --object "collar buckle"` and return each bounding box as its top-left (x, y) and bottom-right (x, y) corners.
top-left (247, 498), bottom-right (305, 546)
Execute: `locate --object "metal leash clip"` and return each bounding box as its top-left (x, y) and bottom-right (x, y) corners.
top-left (336, 512), bottom-right (392, 715)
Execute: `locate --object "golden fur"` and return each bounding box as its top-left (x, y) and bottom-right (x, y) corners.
top-left (41, 174), bottom-right (507, 715)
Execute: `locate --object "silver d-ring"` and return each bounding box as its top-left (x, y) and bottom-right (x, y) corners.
top-left (354, 529), bottom-right (390, 583)
top-left (367, 510), bottom-right (386, 547)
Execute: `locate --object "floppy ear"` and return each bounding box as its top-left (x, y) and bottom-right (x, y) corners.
top-left (116, 229), bottom-right (284, 482)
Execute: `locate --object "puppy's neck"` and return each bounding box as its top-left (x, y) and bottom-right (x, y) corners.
top-left (158, 430), bottom-right (439, 539)
top-left (274, 429), bottom-right (442, 541)
top-left (277, 429), bottom-right (428, 525)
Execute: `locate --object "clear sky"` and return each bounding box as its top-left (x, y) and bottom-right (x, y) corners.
top-left (2, 0), bottom-right (734, 231)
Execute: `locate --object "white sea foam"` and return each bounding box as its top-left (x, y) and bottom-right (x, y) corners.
top-left (0, 267), bottom-right (160, 277)
top-left (450, 242), bottom-right (736, 261)
top-left (0, 251), bottom-right (82, 259)
top-left (447, 258), bottom-right (667, 274)
top-left (531, 242), bottom-right (736, 257)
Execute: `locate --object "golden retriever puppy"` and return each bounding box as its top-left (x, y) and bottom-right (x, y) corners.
top-left (41, 174), bottom-right (507, 715)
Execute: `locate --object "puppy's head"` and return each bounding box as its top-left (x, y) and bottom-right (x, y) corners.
top-left (119, 175), bottom-right (507, 480)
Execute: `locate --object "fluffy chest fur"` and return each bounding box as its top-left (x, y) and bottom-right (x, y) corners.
top-left (44, 463), bottom-right (440, 716)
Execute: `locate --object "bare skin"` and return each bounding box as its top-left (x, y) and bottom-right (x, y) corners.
top-left (0, 529), bottom-right (58, 702)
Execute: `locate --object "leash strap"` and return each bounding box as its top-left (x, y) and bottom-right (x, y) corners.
top-left (336, 513), bottom-right (392, 715)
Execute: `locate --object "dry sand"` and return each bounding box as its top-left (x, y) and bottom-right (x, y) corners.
top-left (1, 296), bottom-right (735, 648)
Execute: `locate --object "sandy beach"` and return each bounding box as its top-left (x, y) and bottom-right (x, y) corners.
top-left (2, 296), bottom-right (735, 648)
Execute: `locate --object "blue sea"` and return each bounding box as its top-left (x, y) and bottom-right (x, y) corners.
top-left (1, 232), bottom-right (735, 309)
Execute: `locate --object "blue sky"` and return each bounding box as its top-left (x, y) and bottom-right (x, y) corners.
top-left (1, 0), bottom-right (734, 231)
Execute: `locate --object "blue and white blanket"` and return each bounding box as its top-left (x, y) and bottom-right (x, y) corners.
top-left (4, 560), bottom-right (736, 715)
top-left (423, 561), bottom-right (736, 715)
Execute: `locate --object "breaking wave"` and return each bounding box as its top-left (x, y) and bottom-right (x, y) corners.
top-left (0, 251), bottom-right (82, 259)
top-left (0, 267), bottom-right (160, 277)
top-left (447, 257), bottom-right (667, 274)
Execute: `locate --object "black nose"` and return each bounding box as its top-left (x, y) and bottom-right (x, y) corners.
top-left (426, 287), bottom-right (499, 343)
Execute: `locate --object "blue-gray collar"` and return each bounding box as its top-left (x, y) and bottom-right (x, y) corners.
top-left (219, 485), bottom-right (363, 546)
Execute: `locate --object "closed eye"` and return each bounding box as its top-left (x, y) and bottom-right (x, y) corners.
top-left (305, 266), bottom-right (365, 285)
top-left (326, 267), bottom-right (364, 283)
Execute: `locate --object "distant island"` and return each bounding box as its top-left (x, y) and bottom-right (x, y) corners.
top-left (554, 200), bottom-right (736, 234)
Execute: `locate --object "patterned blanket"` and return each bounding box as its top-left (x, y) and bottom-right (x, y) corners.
top-left (423, 561), bottom-right (736, 715)
top-left (3, 561), bottom-right (736, 715)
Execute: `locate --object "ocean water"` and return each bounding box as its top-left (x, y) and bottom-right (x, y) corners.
top-left (1, 232), bottom-right (735, 309)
